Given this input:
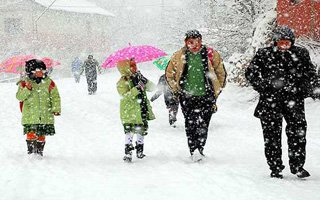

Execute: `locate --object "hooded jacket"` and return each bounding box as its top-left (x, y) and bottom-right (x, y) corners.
top-left (116, 60), bottom-right (155, 125)
top-left (16, 77), bottom-right (61, 124)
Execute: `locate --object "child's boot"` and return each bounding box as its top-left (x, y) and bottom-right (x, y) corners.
top-left (26, 140), bottom-right (37, 154)
top-left (123, 144), bottom-right (134, 162)
top-left (135, 142), bottom-right (146, 159)
top-left (36, 141), bottom-right (46, 156)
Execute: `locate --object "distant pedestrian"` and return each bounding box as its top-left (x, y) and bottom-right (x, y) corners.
top-left (150, 74), bottom-right (179, 127)
top-left (81, 55), bottom-right (101, 95)
top-left (71, 57), bottom-right (82, 83)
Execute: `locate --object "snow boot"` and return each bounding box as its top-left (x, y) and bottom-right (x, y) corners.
top-left (123, 144), bottom-right (134, 162)
top-left (291, 168), bottom-right (310, 178)
top-left (26, 140), bottom-right (37, 154)
top-left (36, 141), bottom-right (45, 156)
top-left (135, 142), bottom-right (146, 159)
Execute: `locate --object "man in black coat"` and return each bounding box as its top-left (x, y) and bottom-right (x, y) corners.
top-left (81, 55), bottom-right (101, 95)
top-left (245, 26), bottom-right (320, 179)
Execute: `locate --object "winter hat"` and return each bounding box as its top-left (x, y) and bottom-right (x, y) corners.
top-left (185, 29), bottom-right (202, 40)
top-left (25, 59), bottom-right (46, 74)
top-left (272, 26), bottom-right (295, 45)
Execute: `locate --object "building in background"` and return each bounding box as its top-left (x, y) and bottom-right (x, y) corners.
top-left (0, 0), bottom-right (114, 79)
top-left (277, 0), bottom-right (320, 41)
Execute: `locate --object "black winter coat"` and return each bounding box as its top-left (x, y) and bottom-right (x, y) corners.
top-left (245, 46), bottom-right (319, 118)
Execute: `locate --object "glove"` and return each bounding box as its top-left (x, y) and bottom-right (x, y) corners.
top-left (25, 82), bottom-right (32, 90)
top-left (172, 92), bottom-right (179, 101)
top-left (312, 86), bottom-right (320, 99)
top-left (212, 104), bottom-right (218, 113)
top-left (150, 95), bottom-right (157, 102)
top-left (53, 112), bottom-right (60, 116)
top-left (137, 80), bottom-right (145, 91)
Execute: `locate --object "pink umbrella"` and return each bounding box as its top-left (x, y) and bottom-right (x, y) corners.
top-left (102, 45), bottom-right (167, 68)
top-left (0, 55), bottom-right (60, 74)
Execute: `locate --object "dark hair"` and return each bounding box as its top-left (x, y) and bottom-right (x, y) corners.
top-left (25, 59), bottom-right (46, 74)
top-left (185, 30), bottom-right (202, 40)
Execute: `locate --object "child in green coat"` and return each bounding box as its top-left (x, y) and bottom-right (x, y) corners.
top-left (116, 59), bottom-right (155, 162)
top-left (16, 59), bottom-right (61, 156)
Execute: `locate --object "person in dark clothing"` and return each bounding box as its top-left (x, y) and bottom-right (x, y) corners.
top-left (165, 30), bottom-right (227, 162)
top-left (81, 55), bottom-right (101, 95)
top-left (150, 74), bottom-right (179, 127)
top-left (245, 26), bottom-right (320, 179)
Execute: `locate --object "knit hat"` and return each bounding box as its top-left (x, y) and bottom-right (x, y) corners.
top-left (272, 26), bottom-right (295, 45)
top-left (185, 30), bottom-right (202, 40)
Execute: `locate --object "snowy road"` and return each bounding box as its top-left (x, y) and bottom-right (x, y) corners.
top-left (1, 66), bottom-right (319, 200)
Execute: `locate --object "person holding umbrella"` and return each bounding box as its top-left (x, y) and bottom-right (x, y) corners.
top-left (116, 58), bottom-right (156, 162)
top-left (165, 30), bottom-right (227, 162)
top-left (16, 59), bottom-right (61, 156)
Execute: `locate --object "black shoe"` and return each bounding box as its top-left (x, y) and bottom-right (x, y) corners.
top-left (135, 142), bottom-right (146, 159)
top-left (293, 168), bottom-right (310, 178)
top-left (124, 144), bottom-right (134, 162)
top-left (26, 140), bottom-right (37, 154)
top-left (270, 171), bottom-right (283, 179)
top-left (36, 141), bottom-right (45, 156)
top-left (123, 155), bottom-right (132, 162)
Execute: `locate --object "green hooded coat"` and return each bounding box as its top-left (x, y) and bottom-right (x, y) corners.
top-left (116, 61), bottom-right (155, 125)
top-left (16, 77), bottom-right (61, 125)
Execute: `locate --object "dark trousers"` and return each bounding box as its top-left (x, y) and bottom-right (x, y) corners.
top-left (180, 94), bottom-right (214, 155)
top-left (260, 99), bottom-right (307, 173)
top-left (168, 103), bottom-right (179, 125)
top-left (87, 78), bottom-right (97, 94)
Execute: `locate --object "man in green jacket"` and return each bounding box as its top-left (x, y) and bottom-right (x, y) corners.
top-left (16, 59), bottom-right (61, 156)
top-left (165, 30), bottom-right (227, 162)
top-left (117, 59), bottom-right (155, 162)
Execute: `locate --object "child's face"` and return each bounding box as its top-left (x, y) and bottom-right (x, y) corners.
top-left (33, 68), bottom-right (45, 78)
top-left (130, 59), bottom-right (137, 74)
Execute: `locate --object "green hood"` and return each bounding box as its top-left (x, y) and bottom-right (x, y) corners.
top-left (117, 60), bottom-right (132, 77)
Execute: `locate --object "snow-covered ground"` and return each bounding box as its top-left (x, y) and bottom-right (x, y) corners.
top-left (0, 65), bottom-right (319, 200)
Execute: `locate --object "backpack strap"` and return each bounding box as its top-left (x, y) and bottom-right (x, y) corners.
top-left (207, 47), bottom-right (214, 65)
top-left (48, 80), bottom-right (55, 93)
top-left (20, 81), bottom-right (26, 88)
